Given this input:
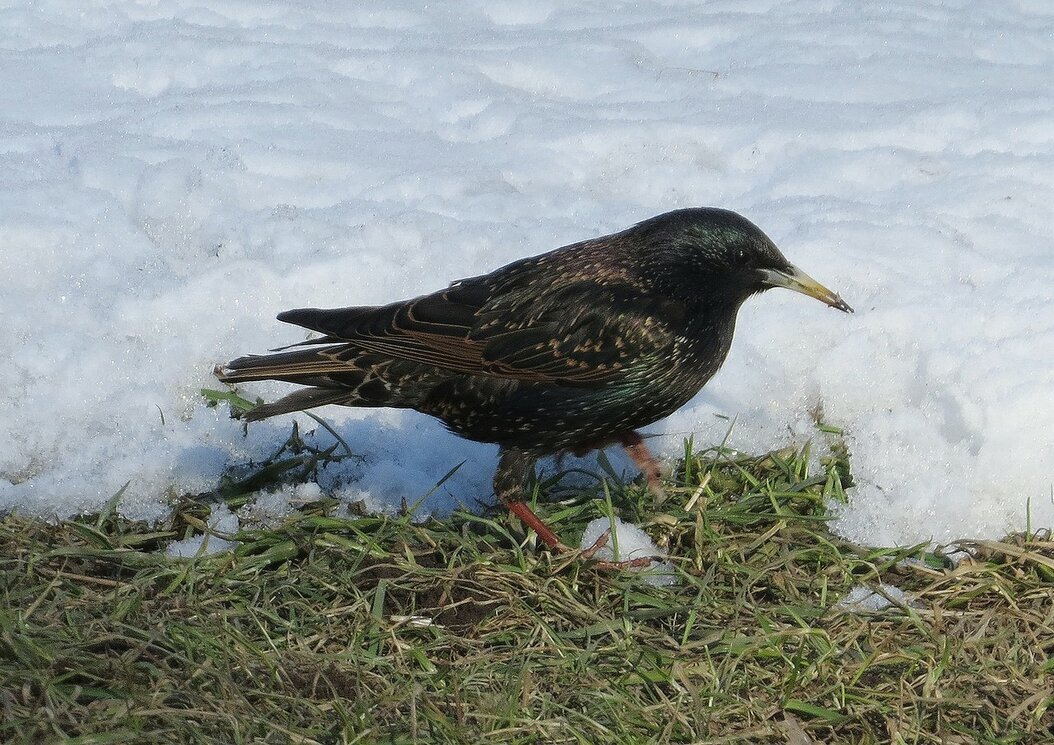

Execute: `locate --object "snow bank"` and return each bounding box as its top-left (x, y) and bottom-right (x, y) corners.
top-left (2, 1), bottom-right (1051, 547)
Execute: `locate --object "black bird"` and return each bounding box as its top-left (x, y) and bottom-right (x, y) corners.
top-left (217, 208), bottom-right (852, 555)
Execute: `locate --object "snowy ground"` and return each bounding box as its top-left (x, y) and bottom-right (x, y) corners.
top-left (2, 1), bottom-right (1051, 547)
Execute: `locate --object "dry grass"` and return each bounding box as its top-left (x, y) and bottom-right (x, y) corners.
top-left (2, 434), bottom-right (1053, 744)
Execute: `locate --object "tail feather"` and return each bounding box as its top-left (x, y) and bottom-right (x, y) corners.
top-left (217, 347), bottom-right (354, 383)
top-left (241, 387), bottom-right (352, 421)
top-left (216, 345), bottom-right (370, 420)
top-left (215, 343), bottom-right (447, 418)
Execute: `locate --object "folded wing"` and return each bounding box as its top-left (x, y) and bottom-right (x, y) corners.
top-left (272, 276), bottom-right (681, 387)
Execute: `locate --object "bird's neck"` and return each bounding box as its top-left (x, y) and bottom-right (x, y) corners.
top-left (677, 291), bottom-right (747, 369)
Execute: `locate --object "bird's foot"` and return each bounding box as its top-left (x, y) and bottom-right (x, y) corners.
top-left (619, 432), bottom-right (668, 503)
top-left (504, 499), bottom-right (572, 551)
top-left (645, 480), bottom-right (667, 503)
top-left (505, 500), bottom-right (658, 570)
top-left (579, 530), bottom-right (659, 570)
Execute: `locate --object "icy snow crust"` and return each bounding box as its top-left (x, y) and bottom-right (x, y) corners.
top-left (2, 2), bottom-right (1052, 546)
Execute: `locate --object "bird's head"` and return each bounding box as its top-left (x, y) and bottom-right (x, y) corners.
top-left (636, 208), bottom-right (853, 313)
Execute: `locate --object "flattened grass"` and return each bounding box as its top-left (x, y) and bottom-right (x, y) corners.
top-left (2, 438), bottom-right (1052, 744)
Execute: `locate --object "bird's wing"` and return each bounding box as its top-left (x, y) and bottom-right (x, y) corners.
top-left (277, 279), bottom-right (682, 386)
top-left (276, 281), bottom-right (491, 374)
top-left (471, 282), bottom-right (681, 383)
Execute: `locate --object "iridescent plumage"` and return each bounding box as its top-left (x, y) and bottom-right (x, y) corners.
top-left (218, 208), bottom-right (851, 556)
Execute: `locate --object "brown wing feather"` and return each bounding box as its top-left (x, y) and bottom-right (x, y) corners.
top-left (274, 277), bottom-right (680, 387)
top-left (277, 286), bottom-right (489, 374)
top-left (474, 284), bottom-right (680, 383)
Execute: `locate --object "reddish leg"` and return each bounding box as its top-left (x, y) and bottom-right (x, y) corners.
top-left (495, 447), bottom-right (658, 569)
top-left (495, 448), bottom-right (571, 550)
top-left (619, 431), bottom-right (667, 501)
top-left (504, 500), bottom-right (571, 551)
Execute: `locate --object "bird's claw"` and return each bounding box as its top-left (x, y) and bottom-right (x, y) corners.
top-left (578, 529), bottom-right (662, 570)
top-left (580, 529), bottom-right (611, 560)
top-left (647, 481), bottom-right (668, 503)
top-left (503, 492), bottom-right (660, 571)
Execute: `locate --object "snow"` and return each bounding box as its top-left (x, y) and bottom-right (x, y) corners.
top-left (837, 584), bottom-right (917, 614)
top-left (2, 2), bottom-right (1052, 548)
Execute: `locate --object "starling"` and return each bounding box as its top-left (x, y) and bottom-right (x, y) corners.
top-left (217, 208), bottom-right (852, 557)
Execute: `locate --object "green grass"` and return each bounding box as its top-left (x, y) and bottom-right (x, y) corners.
top-left (2, 433), bottom-right (1053, 744)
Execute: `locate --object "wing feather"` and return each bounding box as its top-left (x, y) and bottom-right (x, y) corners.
top-left (275, 276), bottom-right (681, 386)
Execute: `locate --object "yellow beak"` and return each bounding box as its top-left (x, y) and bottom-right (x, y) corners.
top-left (758, 265), bottom-right (853, 313)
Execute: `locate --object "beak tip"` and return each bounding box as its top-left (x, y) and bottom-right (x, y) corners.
top-left (831, 297), bottom-right (854, 314)
top-left (760, 265), bottom-right (854, 315)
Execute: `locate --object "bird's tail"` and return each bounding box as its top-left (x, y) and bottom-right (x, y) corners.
top-left (236, 386), bottom-right (353, 421)
top-left (216, 344), bottom-right (437, 421)
top-left (215, 347), bottom-right (350, 421)
top-left (217, 345), bottom-right (350, 384)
